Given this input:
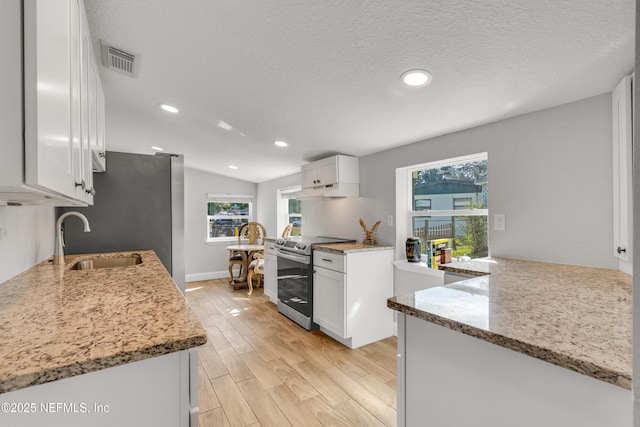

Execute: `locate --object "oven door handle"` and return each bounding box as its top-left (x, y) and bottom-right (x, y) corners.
top-left (278, 274), bottom-right (308, 280)
top-left (275, 249), bottom-right (310, 264)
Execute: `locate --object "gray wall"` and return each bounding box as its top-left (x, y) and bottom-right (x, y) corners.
top-left (262, 93), bottom-right (617, 269)
top-left (0, 205), bottom-right (54, 284)
top-left (184, 167), bottom-right (257, 282)
top-left (256, 173), bottom-right (301, 236)
top-left (58, 152), bottom-right (174, 273)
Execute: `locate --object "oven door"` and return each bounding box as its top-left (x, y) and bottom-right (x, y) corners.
top-left (276, 249), bottom-right (313, 322)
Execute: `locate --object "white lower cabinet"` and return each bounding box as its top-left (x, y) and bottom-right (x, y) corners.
top-left (263, 240), bottom-right (277, 303)
top-left (313, 247), bottom-right (393, 349)
top-left (313, 262), bottom-right (347, 337)
top-left (1, 350), bottom-right (196, 427)
top-left (397, 314), bottom-right (632, 427)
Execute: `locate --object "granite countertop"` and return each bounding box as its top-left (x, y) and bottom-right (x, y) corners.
top-left (388, 257), bottom-right (632, 389)
top-left (313, 242), bottom-right (394, 254)
top-left (0, 250), bottom-right (207, 394)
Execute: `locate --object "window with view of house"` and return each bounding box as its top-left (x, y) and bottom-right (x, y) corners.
top-left (278, 186), bottom-right (302, 236)
top-left (407, 153), bottom-right (488, 259)
top-left (206, 194), bottom-right (252, 242)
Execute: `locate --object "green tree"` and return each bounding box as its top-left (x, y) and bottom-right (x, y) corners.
top-left (461, 202), bottom-right (488, 257)
top-left (414, 159), bottom-right (487, 185)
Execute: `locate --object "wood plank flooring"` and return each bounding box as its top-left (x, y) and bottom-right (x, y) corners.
top-left (186, 279), bottom-right (397, 427)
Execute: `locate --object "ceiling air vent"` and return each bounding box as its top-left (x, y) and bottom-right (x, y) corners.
top-left (100, 40), bottom-right (140, 78)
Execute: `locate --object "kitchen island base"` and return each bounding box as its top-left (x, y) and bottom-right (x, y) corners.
top-left (1, 350), bottom-right (196, 427)
top-left (397, 314), bottom-right (632, 427)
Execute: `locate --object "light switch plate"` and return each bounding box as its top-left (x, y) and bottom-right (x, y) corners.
top-left (494, 214), bottom-right (505, 231)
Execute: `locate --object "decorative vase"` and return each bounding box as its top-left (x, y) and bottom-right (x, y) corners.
top-left (405, 237), bottom-right (421, 262)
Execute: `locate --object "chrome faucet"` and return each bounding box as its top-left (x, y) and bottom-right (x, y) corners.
top-left (54, 211), bottom-right (91, 265)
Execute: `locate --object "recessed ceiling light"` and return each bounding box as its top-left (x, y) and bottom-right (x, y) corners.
top-left (401, 70), bottom-right (432, 87)
top-left (228, 164), bottom-right (238, 170)
top-left (217, 121), bottom-right (233, 131)
top-left (151, 146), bottom-right (164, 151)
top-left (274, 140), bottom-right (288, 147)
top-left (158, 103), bottom-right (179, 113)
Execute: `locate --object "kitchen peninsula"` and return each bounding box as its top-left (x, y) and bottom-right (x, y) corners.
top-left (388, 257), bottom-right (632, 427)
top-left (0, 250), bottom-right (206, 427)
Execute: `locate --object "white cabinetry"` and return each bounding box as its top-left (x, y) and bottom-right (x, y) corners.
top-left (302, 156), bottom-right (340, 188)
top-left (263, 240), bottom-right (278, 303)
top-left (0, 0), bottom-right (103, 206)
top-left (2, 350), bottom-right (196, 427)
top-left (612, 75), bottom-right (633, 274)
top-left (396, 314), bottom-right (631, 427)
top-left (87, 41), bottom-right (107, 172)
top-left (313, 248), bottom-right (393, 349)
top-left (300, 155), bottom-right (359, 198)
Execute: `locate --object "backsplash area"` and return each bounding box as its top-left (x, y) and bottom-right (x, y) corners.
top-left (0, 205), bottom-right (55, 284)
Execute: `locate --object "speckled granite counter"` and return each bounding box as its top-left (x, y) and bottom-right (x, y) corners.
top-left (313, 242), bottom-right (394, 253)
top-left (387, 257), bottom-right (632, 389)
top-left (0, 250), bottom-right (207, 394)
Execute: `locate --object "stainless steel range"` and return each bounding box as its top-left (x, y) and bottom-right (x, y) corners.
top-left (275, 236), bottom-right (353, 330)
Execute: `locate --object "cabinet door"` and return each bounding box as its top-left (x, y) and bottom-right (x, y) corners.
top-left (94, 76), bottom-right (107, 172)
top-left (79, 2), bottom-right (94, 201)
top-left (313, 266), bottom-right (347, 337)
top-left (316, 156), bottom-right (339, 186)
top-left (612, 75), bottom-right (633, 265)
top-left (301, 163), bottom-right (318, 189)
top-left (69, 0), bottom-right (86, 202)
top-left (24, 0), bottom-right (77, 199)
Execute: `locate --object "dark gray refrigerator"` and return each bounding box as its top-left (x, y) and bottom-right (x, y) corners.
top-left (57, 151), bottom-right (186, 292)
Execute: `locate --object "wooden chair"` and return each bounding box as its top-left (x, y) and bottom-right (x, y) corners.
top-left (239, 222), bottom-right (266, 244)
top-left (281, 224), bottom-right (292, 238)
top-left (247, 252), bottom-right (264, 296)
top-left (228, 222), bottom-right (266, 283)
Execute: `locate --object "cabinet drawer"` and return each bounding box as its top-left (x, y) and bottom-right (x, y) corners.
top-left (313, 250), bottom-right (345, 273)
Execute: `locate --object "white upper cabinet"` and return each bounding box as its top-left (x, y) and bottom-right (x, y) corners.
top-left (612, 74), bottom-right (633, 274)
top-left (24, 0), bottom-right (78, 200)
top-left (302, 156), bottom-right (340, 189)
top-left (300, 155), bottom-right (359, 198)
top-left (0, 0), bottom-right (103, 206)
top-left (92, 70), bottom-right (107, 172)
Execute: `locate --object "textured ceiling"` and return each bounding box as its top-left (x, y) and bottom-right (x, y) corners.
top-left (84, 0), bottom-right (635, 183)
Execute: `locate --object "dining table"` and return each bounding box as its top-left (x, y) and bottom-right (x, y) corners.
top-left (225, 244), bottom-right (265, 289)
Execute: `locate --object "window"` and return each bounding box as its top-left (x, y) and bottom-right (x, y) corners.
top-left (206, 194), bottom-right (253, 242)
top-left (278, 186), bottom-right (302, 236)
top-left (414, 198), bottom-right (431, 211)
top-left (454, 198), bottom-right (472, 210)
top-left (402, 153), bottom-right (488, 260)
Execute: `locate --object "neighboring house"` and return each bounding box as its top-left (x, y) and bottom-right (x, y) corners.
top-left (413, 179), bottom-right (484, 240)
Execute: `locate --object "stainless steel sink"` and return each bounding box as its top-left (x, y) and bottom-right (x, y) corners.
top-left (69, 254), bottom-right (142, 270)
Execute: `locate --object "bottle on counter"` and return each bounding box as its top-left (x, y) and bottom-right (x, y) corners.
top-left (405, 237), bottom-right (421, 262)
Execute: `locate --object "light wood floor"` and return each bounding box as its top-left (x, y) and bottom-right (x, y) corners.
top-left (186, 279), bottom-right (398, 427)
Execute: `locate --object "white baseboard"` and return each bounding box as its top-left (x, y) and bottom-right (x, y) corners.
top-left (186, 271), bottom-right (229, 283)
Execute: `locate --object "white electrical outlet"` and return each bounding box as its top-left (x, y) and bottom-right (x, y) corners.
top-left (387, 215), bottom-right (393, 227)
top-left (0, 227), bottom-right (6, 240)
top-left (494, 214), bottom-right (506, 231)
